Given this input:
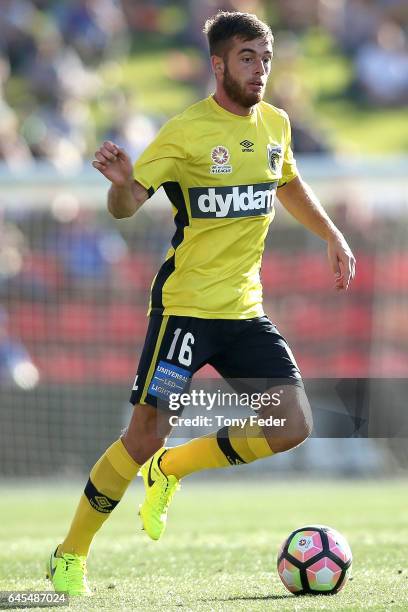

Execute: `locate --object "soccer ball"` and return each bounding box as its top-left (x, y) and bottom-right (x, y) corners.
top-left (277, 525), bottom-right (352, 595)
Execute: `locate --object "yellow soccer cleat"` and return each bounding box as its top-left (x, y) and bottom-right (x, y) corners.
top-left (139, 449), bottom-right (180, 541)
top-left (46, 547), bottom-right (93, 596)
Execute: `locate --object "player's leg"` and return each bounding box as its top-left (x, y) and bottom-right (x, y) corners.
top-left (256, 383), bottom-right (312, 453)
top-left (47, 402), bottom-right (172, 595)
top-left (59, 403), bottom-right (172, 556)
top-left (47, 314), bottom-right (176, 594)
top-left (58, 436), bottom-right (140, 558)
top-left (122, 401), bottom-right (173, 464)
top-left (58, 312), bottom-right (179, 556)
top-left (137, 316), bottom-right (223, 539)
top-left (159, 317), bottom-right (311, 479)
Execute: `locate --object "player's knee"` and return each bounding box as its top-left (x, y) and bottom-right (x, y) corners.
top-left (121, 403), bottom-right (169, 464)
top-left (287, 402), bottom-right (313, 449)
top-left (265, 426), bottom-right (311, 454)
top-left (280, 418), bottom-right (312, 452)
top-left (263, 401), bottom-right (313, 453)
top-left (121, 431), bottom-right (163, 465)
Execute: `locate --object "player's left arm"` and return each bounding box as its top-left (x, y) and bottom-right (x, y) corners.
top-left (277, 175), bottom-right (356, 291)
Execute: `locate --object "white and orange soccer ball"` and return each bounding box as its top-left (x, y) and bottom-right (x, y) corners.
top-left (277, 525), bottom-right (352, 595)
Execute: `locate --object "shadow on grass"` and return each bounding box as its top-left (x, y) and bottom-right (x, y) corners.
top-left (198, 594), bottom-right (293, 602)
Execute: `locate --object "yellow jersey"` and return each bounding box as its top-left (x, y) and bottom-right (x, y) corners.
top-left (133, 95), bottom-right (297, 319)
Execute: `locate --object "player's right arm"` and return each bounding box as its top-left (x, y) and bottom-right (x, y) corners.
top-left (92, 140), bottom-right (149, 218)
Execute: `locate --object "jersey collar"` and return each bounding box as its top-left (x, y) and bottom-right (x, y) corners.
top-left (208, 95), bottom-right (258, 123)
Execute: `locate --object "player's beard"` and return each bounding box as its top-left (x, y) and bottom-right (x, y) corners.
top-left (223, 63), bottom-right (264, 108)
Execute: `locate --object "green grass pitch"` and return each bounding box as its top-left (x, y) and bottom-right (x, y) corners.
top-left (2, 479), bottom-right (408, 611)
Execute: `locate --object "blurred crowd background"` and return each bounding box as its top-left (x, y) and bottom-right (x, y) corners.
top-left (0, 0), bottom-right (407, 476)
top-left (1, 0), bottom-right (407, 171)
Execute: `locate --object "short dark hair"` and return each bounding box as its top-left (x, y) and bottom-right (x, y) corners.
top-left (203, 11), bottom-right (273, 57)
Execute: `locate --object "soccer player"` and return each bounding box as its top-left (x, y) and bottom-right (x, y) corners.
top-left (47, 11), bottom-right (355, 595)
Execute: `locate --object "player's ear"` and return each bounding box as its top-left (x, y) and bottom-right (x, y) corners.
top-left (211, 55), bottom-right (224, 76)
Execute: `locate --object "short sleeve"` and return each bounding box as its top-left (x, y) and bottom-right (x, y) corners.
top-left (278, 113), bottom-right (297, 188)
top-left (133, 117), bottom-right (186, 195)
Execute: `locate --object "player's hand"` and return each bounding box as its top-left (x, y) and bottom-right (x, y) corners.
top-left (327, 233), bottom-right (356, 291)
top-left (92, 141), bottom-right (133, 187)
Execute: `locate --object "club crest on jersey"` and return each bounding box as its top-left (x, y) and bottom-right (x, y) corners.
top-left (210, 145), bottom-right (232, 174)
top-left (267, 144), bottom-right (282, 173)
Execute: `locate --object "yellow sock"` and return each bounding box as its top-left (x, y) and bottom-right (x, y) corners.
top-left (59, 439), bottom-right (139, 556)
top-left (229, 423), bottom-right (273, 462)
top-left (160, 432), bottom-right (230, 479)
top-left (160, 422), bottom-right (273, 480)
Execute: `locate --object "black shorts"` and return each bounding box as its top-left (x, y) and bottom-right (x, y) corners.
top-left (129, 314), bottom-right (303, 409)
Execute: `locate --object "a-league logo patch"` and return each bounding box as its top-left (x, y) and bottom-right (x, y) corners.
top-left (211, 145), bottom-right (229, 165)
top-left (267, 144), bottom-right (282, 173)
top-left (210, 145), bottom-right (232, 174)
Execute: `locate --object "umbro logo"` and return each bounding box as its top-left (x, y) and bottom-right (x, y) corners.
top-left (85, 478), bottom-right (119, 513)
top-left (89, 494), bottom-right (113, 513)
top-left (95, 495), bottom-right (112, 509)
top-left (240, 139), bottom-right (254, 152)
